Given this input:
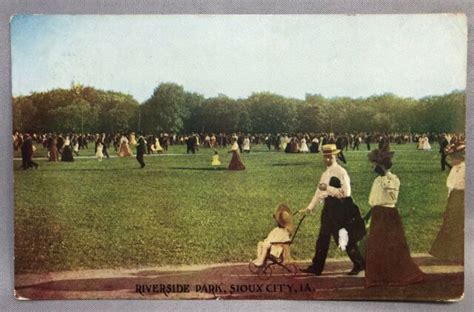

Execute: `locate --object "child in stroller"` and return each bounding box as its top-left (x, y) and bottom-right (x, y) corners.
top-left (249, 204), bottom-right (301, 278)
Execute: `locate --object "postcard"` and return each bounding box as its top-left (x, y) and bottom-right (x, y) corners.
top-left (12, 14), bottom-right (466, 301)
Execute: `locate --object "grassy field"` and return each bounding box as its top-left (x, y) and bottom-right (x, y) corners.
top-left (14, 143), bottom-right (450, 274)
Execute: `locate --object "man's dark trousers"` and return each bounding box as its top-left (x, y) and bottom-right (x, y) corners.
top-left (311, 197), bottom-right (365, 275)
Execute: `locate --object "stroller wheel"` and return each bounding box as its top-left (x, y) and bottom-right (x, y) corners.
top-left (258, 265), bottom-right (272, 280)
top-left (248, 262), bottom-right (261, 274)
top-left (282, 263), bottom-right (298, 278)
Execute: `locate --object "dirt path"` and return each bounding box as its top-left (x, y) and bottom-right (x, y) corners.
top-left (15, 254), bottom-right (463, 301)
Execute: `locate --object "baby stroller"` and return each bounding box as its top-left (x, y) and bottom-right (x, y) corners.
top-left (248, 206), bottom-right (306, 279)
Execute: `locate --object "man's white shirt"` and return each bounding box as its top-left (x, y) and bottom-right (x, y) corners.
top-left (305, 161), bottom-right (351, 212)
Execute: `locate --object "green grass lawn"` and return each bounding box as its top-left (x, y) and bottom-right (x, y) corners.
top-left (14, 143), bottom-right (450, 274)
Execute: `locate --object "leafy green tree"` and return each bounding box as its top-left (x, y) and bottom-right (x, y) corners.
top-left (199, 95), bottom-right (240, 133)
top-left (11, 82), bottom-right (465, 135)
top-left (50, 98), bottom-right (99, 133)
top-left (141, 83), bottom-right (188, 133)
top-left (182, 92), bottom-right (206, 133)
top-left (246, 92), bottom-right (297, 133)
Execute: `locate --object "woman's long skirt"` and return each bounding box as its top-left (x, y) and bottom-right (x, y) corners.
top-left (228, 151), bottom-right (245, 170)
top-left (365, 206), bottom-right (424, 287)
top-left (429, 190), bottom-right (464, 264)
top-left (61, 146), bottom-right (74, 162)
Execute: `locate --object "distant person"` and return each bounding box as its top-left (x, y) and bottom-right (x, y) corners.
top-left (237, 134), bottom-right (244, 153)
top-left (152, 136), bottom-right (164, 154)
top-left (101, 134), bottom-right (110, 159)
top-left (211, 150), bottom-right (221, 169)
top-left (136, 134), bottom-right (146, 168)
top-left (21, 134), bottom-right (38, 169)
top-left (365, 133), bottom-right (371, 151)
top-left (439, 134), bottom-right (451, 171)
top-left (186, 135), bottom-right (197, 154)
top-left (118, 135), bottom-right (133, 157)
top-left (61, 136), bottom-right (74, 162)
top-left (290, 137), bottom-right (299, 153)
top-left (419, 134), bottom-right (431, 151)
top-left (72, 135), bottom-right (80, 156)
top-left (49, 136), bottom-right (59, 162)
top-left (335, 135), bottom-right (346, 164)
top-left (310, 137), bottom-right (320, 153)
top-left (243, 136), bottom-right (251, 153)
top-left (95, 138), bottom-right (104, 161)
top-left (300, 137), bottom-right (309, 153)
top-left (378, 134), bottom-right (390, 150)
top-left (353, 135), bottom-right (361, 150)
top-left (228, 140), bottom-right (245, 170)
top-left (265, 135), bottom-right (272, 151)
top-left (161, 134), bottom-right (169, 151)
top-left (129, 132), bottom-right (137, 146)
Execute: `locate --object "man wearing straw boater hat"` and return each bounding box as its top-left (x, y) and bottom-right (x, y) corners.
top-left (300, 144), bottom-right (366, 276)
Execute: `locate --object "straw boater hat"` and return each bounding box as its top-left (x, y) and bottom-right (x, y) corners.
top-left (273, 204), bottom-right (294, 233)
top-left (322, 144), bottom-right (340, 156)
top-left (368, 148), bottom-right (395, 168)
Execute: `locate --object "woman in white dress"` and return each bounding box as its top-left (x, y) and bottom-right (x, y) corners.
top-left (420, 134), bottom-right (431, 151)
top-left (242, 137), bottom-right (251, 153)
top-left (95, 138), bottom-right (104, 161)
top-left (300, 137), bottom-right (309, 153)
top-left (72, 137), bottom-right (80, 156)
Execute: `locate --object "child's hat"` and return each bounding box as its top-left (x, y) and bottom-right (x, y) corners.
top-left (274, 204), bottom-right (294, 233)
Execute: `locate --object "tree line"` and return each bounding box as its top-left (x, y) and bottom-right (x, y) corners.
top-left (12, 82), bottom-right (465, 134)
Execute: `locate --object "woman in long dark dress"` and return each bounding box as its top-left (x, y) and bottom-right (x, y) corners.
top-left (49, 136), bottom-right (59, 162)
top-left (310, 137), bottom-right (320, 153)
top-left (365, 148), bottom-right (424, 287)
top-left (429, 142), bottom-right (465, 264)
top-left (228, 141), bottom-right (245, 170)
top-left (61, 136), bottom-right (74, 162)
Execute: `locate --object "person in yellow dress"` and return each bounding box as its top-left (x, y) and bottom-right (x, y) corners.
top-left (211, 150), bottom-right (221, 168)
top-left (129, 132), bottom-right (137, 146)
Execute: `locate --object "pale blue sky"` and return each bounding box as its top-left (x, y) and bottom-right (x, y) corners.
top-left (11, 14), bottom-right (467, 103)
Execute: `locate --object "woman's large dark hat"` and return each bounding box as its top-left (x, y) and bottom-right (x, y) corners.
top-left (368, 148), bottom-right (395, 166)
top-left (446, 141), bottom-right (466, 159)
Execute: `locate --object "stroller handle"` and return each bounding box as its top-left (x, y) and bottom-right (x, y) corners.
top-left (289, 213), bottom-right (306, 244)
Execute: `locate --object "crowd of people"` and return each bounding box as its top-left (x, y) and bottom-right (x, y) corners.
top-left (13, 130), bottom-right (465, 171)
top-left (13, 128), bottom-right (466, 288)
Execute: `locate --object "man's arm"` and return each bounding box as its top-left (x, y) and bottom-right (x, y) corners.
top-left (338, 170), bottom-right (351, 198)
top-left (304, 186), bottom-right (326, 213)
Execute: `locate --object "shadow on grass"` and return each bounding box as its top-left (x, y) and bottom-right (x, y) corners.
top-left (171, 167), bottom-right (228, 171)
top-left (14, 167), bottom-right (134, 172)
top-left (271, 162), bottom-right (313, 167)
